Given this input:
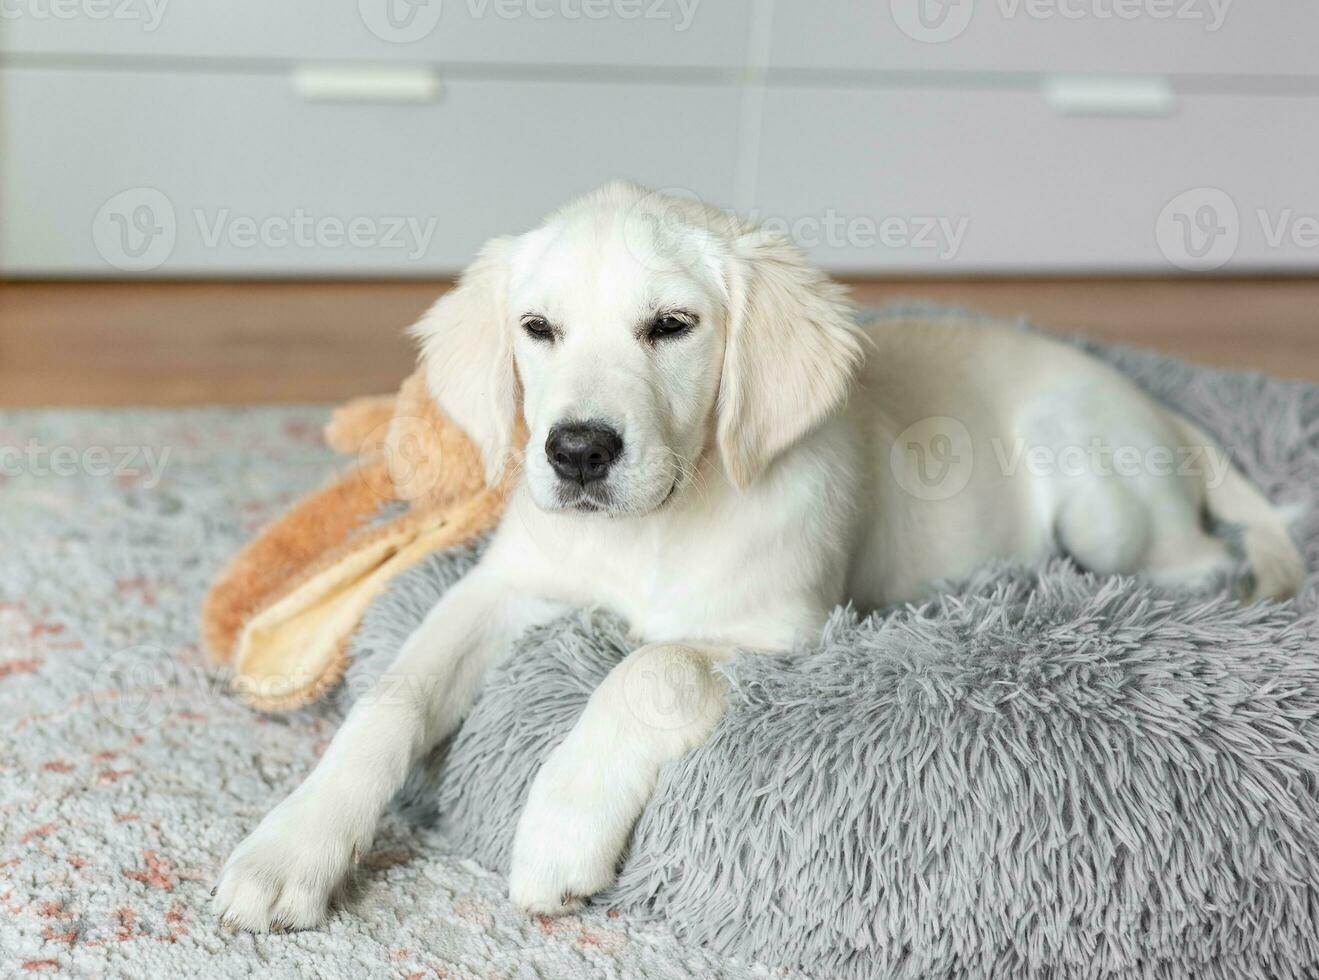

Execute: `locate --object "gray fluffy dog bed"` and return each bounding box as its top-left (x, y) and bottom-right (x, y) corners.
top-left (341, 306), bottom-right (1319, 980)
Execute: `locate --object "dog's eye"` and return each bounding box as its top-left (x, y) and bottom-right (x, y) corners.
top-left (647, 313), bottom-right (694, 343)
top-left (521, 316), bottom-right (555, 342)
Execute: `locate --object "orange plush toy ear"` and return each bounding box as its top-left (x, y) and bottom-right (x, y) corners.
top-left (201, 368), bottom-right (519, 711)
top-left (200, 433), bottom-right (398, 671)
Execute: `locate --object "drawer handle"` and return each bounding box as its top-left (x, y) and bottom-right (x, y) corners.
top-left (292, 64), bottom-right (442, 104)
top-left (1044, 75), bottom-right (1175, 117)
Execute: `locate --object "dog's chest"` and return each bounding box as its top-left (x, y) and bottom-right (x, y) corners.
top-left (561, 523), bottom-right (734, 638)
top-left (531, 505), bottom-right (826, 650)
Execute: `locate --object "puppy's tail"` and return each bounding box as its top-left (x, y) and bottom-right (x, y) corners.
top-left (1180, 416), bottom-right (1306, 602)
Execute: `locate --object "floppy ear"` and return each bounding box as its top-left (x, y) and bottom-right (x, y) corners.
top-left (718, 230), bottom-right (863, 488)
top-left (410, 237), bottom-right (516, 484)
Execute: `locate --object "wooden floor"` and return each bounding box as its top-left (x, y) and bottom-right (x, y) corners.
top-left (2, 277), bottom-right (1318, 406)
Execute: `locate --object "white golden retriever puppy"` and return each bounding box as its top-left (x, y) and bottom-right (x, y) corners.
top-left (214, 181), bottom-right (1303, 929)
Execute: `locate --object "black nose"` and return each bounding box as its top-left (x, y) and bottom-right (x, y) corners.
top-left (546, 421), bottom-right (623, 485)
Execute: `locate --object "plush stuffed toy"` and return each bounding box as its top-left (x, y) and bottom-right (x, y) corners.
top-left (201, 370), bottom-right (520, 711)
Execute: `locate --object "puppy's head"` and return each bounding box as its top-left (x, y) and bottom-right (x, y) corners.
top-left (412, 182), bottom-right (861, 516)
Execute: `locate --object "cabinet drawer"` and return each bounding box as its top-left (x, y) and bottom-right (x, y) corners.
top-left (0, 0), bottom-right (748, 70)
top-left (753, 87), bottom-right (1319, 272)
top-left (0, 67), bottom-right (742, 274)
top-left (769, 3), bottom-right (1319, 78)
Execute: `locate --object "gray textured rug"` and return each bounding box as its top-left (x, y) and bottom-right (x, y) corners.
top-left (0, 411), bottom-right (782, 978)
top-left (343, 307), bottom-right (1319, 980)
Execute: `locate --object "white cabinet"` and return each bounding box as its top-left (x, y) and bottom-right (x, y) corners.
top-left (754, 87), bottom-right (1319, 272)
top-left (0, 67), bottom-right (741, 273)
top-left (2, 1), bottom-right (1315, 274)
top-left (0, 0), bottom-right (750, 68)
top-left (768, 2), bottom-right (1319, 76)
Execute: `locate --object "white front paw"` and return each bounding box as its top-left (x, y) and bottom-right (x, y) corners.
top-left (212, 791), bottom-right (364, 932)
top-left (508, 744), bottom-right (639, 916)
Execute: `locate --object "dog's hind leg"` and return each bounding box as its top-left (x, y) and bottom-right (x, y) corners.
top-left (1055, 480), bottom-right (1152, 576)
top-left (1142, 522), bottom-right (1239, 595)
top-left (1058, 476), bottom-right (1242, 594)
top-left (1175, 416), bottom-right (1304, 602)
